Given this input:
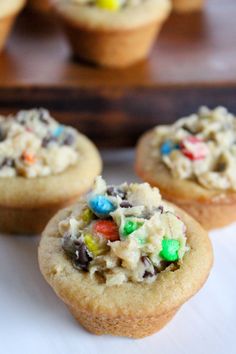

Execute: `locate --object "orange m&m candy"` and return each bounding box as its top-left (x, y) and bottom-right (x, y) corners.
top-left (22, 151), bottom-right (36, 165)
top-left (93, 220), bottom-right (120, 241)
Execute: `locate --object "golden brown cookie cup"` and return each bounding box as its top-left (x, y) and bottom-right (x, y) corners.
top-left (172, 0), bottom-right (204, 13)
top-left (0, 1), bottom-right (26, 53)
top-left (0, 134), bottom-right (102, 235)
top-left (136, 130), bottom-right (236, 230)
top-left (38, 202), bottom-right (213, 338)
top-left (52, 0), bottom-right (171, 68)
top-left (58, 19), bottom-right (164, 68)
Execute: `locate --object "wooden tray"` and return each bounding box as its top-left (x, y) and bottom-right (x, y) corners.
top-left (0, 0), bottom-right (235, 147)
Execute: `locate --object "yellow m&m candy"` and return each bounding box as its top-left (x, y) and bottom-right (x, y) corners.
top-left (81, 208), bottom-right (93, 224)
top-left (96, 0), bottom-right (120, 11)
top-left (84, 234), bottom-right (106, 257)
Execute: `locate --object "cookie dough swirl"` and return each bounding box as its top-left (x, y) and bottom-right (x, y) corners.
top-left (152, 106), bottom-right (236, 191)
top-left (0, 109), bottom-right (79, 178)
top-left (59, 176), bottom-right (189, 286)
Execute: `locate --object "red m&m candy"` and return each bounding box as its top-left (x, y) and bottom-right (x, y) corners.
top-left (93, 220), bottom-right (120, 241)
top-left (180, 136), bottom-right (208, 161)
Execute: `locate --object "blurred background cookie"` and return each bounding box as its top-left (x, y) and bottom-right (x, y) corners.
top-left (172, 0), bottom-right (204, 13)
top-left (0, 0), bottom-right (26, 52)
top-left (52, 0), bottom-right (171, 68)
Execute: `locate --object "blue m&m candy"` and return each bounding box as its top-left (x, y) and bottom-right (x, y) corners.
top-left (53, 125), bottom-right (64, 138)
top-left (89, 195), bottom-right (116, 217)
top-left (160, 140), bottom-right (178, 156)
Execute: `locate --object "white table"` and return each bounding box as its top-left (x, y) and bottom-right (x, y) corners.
top-left (0, 150), bottom-right (235, 354)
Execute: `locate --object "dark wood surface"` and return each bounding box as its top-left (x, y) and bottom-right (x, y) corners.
top-left (0, 0), bottom-right (235, 147)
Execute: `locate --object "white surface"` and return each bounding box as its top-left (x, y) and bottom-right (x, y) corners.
top-left (0, 150), bottom-right (235, 354)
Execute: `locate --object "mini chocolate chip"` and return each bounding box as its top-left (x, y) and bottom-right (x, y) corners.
top-left (62, 133), bottom-right (75, 146)
top-left (38, 109), bottom-right (49, 124)
top-left (107, 186), bottom-right (126, 199)
top-left (143, 271), bottom-right (153, 278)
top-left (106, 186), bottom-right (116, 196)
top-left (74, 243), bottom-right (92, 271)
top-left (143, 267), bottom-right (158, 278)
top-left (16, 116), bottom-right (26, 125)
top-left (157, 206), bottom-right (164, 214)
top-left (156, 260), bottom-right (170, 272)
top-left (141, 256), bottom-right (151, 266)
top-left (42, 135), bottom-right (57, 148)
top-left (74, 239), bottom-right (82, 247)
top-left (1, 158), bottom-right (15, 168)
top-left (62, 234), bottom-right (77, 256)
top-left (182, 125), bottom-right (197, 134)
top-left (120, 201), bottom-right (132, 208)
top-left (214, 161), bottom-right (226, 172)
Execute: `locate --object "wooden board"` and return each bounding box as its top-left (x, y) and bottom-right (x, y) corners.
top-left (0, 0), bottom-right (235, 147)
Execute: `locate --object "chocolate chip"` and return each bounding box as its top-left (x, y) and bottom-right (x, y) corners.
top-left (0, 158), bottom-right (15, 169)
top-left (143, 267), bottom-right (158, 278)
top-left (16, 116), bottom-right (26, 125)
top-left (141, 256), bottom-right (160, 278)
top-left (143, 271), bottom-right (152, 278)
top-left (120, 201), bottom-right (132, 208)
top-left (62, 235), bottom-right (91, 271)
top-left (156, 260), bottom-right (170, 272)
top-left (42, 135), bottom-right (57, 147)
top-left (141, 256), bottom-right (151, 266)
top-left (107, 186), bottom-right (126, 199)
top-left (143, 206), bottom-right (163, 219)
top-left (214, 161), bottom-right (226, 172)
top-left (62, 234), bottom-right (77, 256)
top-left (62, 133), bottom-right (75, 146)
top-left (182, 125), bottom-right (197, 134)
top-left (73, 243), bottom-right (92, 271)
top-left (38, 109), bottom-right (49, 124)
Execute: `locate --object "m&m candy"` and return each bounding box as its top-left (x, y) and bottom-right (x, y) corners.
top-left (81, 208), bottom-right (94, 224)
top-left (52, 125), bottom-right (64, 138)
top-left (96, 0), bottom-right (120, 11)
top-left (123, 220), bottom-right (143, 237)
top-left (180, 136), bottom-right (208, 161)
top-left (160, 140), bottom-right (178, 156)
top-left (22, 151), bottom-right (36, 165)
top-left (160, 238), bottom-right (180, 262)
top-left (84, 233), bottom-right (104, 256)
top-left (93, 220), bottom-right (120, 241)
top-left (89, 195), bottom-right (116, 217)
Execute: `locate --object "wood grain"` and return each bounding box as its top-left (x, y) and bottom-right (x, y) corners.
top-left (0, 0), bottom-right (235, 147)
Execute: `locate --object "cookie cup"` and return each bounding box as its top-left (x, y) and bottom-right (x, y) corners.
top-left (52, 0), bottom-right (171, 68)
top-left (136, 130), bottom-right (236, 230)
top-left (38, 202), bottom-right (213, 338)
top-left (0, 134), bottom-right (102, 235)
top-left (0, 0), bottom-right (26, 52)
top-left (172, 0), bottom-right (204, 13)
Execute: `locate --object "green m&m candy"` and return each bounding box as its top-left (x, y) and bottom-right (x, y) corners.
top-left (123, 220), bottom-right (143, 237)
top-left (160, 238), bottom-right (180, 262)
top-left (96, 0), bottom-right (120, 11)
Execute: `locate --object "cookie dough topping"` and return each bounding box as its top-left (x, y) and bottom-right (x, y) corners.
top-left (60, 176), bottom-right (188, 286)
top-left (68, 0), bottom-right (142, 11)
top-left (0, 109), bottom-right (79, 178)
top-left (153, 106), bottom-right (236, 191)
